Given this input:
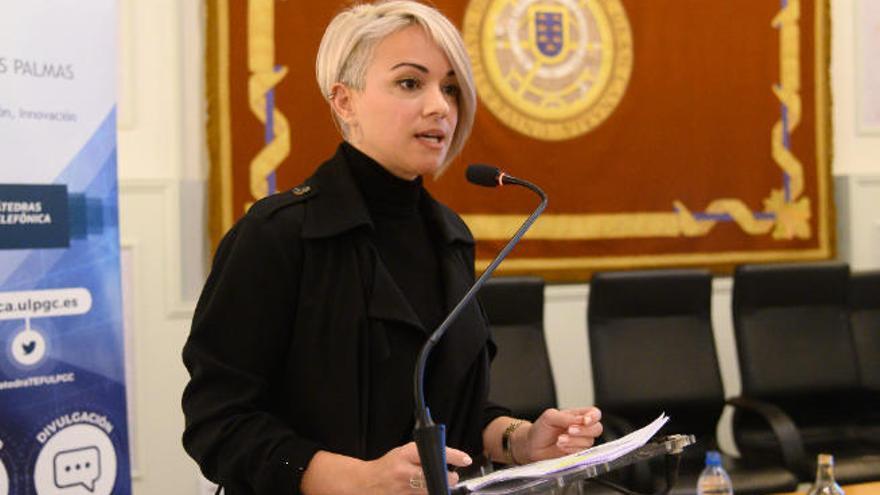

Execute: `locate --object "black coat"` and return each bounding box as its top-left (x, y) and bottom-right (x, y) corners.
top-left (182, 146), bottom-right (507, 494)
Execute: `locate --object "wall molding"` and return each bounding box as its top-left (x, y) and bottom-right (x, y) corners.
top-left (120, 179), bottom-right (198, 319)
top-left (854, 174), bottom-right (880, 187)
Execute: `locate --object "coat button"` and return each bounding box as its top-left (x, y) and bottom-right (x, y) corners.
top-left (292, 185), bottom-right (311, 196)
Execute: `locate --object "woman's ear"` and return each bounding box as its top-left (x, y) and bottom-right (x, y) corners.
top-left (329, 82), bottom-right (357, 126)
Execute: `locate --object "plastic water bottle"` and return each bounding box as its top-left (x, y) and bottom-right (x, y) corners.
top-left (807, 454), bottom-right (845, 495)
top-left (697, 451), bottom-right (733, 495)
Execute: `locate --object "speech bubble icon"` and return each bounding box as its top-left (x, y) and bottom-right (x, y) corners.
top-left (53, 446), bottom-right (101, 492)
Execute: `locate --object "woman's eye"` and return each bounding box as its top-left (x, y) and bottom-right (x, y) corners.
top-left (397, 78), bottom-right (421, 90)
top-left (443, 84), bottom-right (461, 99)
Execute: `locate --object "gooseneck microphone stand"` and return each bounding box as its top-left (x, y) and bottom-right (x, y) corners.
top-left (413, 164), bottom-right (548, 495)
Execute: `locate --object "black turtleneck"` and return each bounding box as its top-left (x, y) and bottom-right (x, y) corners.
top-left (342, 142), bottom-right (448, 457)
top-left (342, 142), bottom-right (446, 333)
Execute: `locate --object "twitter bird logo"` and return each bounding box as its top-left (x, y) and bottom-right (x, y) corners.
top-left (22, 340), bottom-right (37, 355)
top-left (11, 329), bottom-right (47, 366)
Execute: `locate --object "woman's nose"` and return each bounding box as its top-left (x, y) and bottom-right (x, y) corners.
top-left (424, 85), bottom-right (450, 118)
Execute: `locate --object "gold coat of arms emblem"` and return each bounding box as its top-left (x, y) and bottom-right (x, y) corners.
top-left (463, 0), bottom-right (633, 141)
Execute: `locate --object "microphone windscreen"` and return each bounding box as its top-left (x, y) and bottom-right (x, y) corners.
top-left (466, 164), bottom-right (501, 187)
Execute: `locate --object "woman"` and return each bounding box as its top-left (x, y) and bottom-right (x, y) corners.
top-left (182, 2), bottom-right (602, 494)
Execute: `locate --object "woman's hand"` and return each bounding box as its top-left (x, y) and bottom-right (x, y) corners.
top-left (514, 407), bottom-right (603, 463)
top-left (360, 442), bottom-right (472, 494)
top-left (302, 443), bottom-right (472, 494)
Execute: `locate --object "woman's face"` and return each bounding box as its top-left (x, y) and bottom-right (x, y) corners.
top-left (340, 25), bottom-right (460, 180)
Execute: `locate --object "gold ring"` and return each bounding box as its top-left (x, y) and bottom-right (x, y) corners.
top-left (409, 474), bottom-right (426, 489)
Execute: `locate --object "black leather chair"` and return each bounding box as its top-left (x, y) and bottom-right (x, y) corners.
top-left (850, 270), bottom-right (880, 394)
top-left (478, 276), bottom-right (556, 422)
top-left (731, 262), bottom-right (880, 484)
top-left (588, 269), bottom-right (798, 495)
top-left (850, 270), bottom-right (880, 445)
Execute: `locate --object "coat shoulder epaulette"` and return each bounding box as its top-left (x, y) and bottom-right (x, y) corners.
top-left (247, 183), bottom-right (317, 220)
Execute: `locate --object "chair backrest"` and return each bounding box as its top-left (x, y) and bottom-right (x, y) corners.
top-left (478, 276), bottom-right (556, 422)
top-left (850, 270), bottom-right (880, 392)
top-left (732, 262), bottom-right (859, 408)
top-left (587, 269), bottom-right (723, 437)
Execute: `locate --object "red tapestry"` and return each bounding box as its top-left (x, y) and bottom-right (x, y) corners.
top-left (206, 0), bottom-right (832, 280)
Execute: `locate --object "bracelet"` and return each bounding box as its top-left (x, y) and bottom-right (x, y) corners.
top-left (502, 420), bottom-right (525, 465)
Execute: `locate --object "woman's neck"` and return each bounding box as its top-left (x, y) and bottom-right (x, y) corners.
top-left (342, 141), bottom-right (423, 216)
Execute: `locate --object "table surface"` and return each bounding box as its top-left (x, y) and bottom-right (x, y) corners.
top-left (775, 481), bottom-right (880, 494)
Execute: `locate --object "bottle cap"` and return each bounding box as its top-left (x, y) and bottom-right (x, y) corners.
top-left (818, 453), bottom-right (834, 465)
top-left (705, 450), bottom-right (722, 467)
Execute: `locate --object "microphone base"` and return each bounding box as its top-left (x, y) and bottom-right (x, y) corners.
top-left (414, 423), bottom-right (450, 495)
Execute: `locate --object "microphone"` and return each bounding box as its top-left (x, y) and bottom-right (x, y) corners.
top-left (465, 164), bottom-right (501, 187)
top-left (466, 164), bottom-right (546, 194)
top-left (413, 164), bottom-right (547, 495)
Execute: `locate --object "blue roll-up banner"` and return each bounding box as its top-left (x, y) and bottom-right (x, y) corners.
top-left (0, 2), bottom-right (132, 494)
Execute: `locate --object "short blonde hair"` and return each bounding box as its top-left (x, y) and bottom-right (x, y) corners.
top-left (316, 0), bottom-right (476, 173)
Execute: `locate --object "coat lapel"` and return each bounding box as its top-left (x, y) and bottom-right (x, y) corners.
top-left (300, 145), bottom-right (426, 334)
top-left (366, 253), bottom-right (425, 332)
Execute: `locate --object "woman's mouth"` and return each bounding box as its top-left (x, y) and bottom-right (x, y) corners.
top-left (415, 131), bottom-right (446, 146)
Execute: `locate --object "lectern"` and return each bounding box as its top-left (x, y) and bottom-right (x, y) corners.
top-left (454, 434), bottom-right (695, 495)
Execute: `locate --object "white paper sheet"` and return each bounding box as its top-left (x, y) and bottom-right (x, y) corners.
top-left (456, 413), bottom-right (669, 492)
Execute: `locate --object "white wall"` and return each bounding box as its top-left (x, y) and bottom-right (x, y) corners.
top-left (117, 1), bottom-right (206, 493)
top-left (832, 0), bottom-right (880, 271)
top-left (832, 0), bottom-right (880, 176)
top-left (115, 0), bottom-right (880, 492)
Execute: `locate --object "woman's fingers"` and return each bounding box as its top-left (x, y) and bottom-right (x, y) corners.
top-left (566, 421), bottom-right (603, 438)
top-left (582, 407), bottom-right (602, 424)
top-left (556, 431), bottom-right (598, 450)
top-left (539, 407), bottom-right (601, 431)
top-left (445, 446), bottom-right (474, 468)
top-left (397, 442), bottom-right (470, 491)
top-left (401, 442), bottom-right (472, 468)
top-left (556, 418), bottom-right (603, 454)
top-left (448, 470), bottom-right (460, 486)
top-left (560, 406), bottom-right (600, 418)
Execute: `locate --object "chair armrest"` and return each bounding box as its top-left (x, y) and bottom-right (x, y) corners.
top-left (725, 396), bottom-right (809, 478)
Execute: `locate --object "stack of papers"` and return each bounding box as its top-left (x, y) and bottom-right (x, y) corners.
top-left (455, 413), bottom-right (669, 492)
